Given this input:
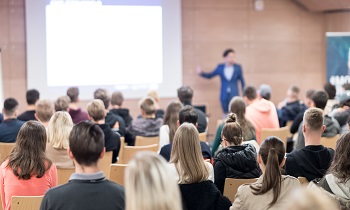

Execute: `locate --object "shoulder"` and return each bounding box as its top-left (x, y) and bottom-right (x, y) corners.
top-left (160, 125), bottom-right (169, 132)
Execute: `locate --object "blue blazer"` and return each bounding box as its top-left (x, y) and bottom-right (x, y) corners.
top-left (200, 63), bottom-right (245, 100)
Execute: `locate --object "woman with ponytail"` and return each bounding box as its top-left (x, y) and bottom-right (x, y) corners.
top-left (230, 137), bottom-right (300, 210)
top-left (214, 113), bottom-right (261, 194)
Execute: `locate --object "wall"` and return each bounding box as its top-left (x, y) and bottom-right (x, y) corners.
top-left (325, 11), bottom-right (350, 31)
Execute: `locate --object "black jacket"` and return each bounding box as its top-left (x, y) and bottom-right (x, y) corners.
top-left (97, 124), bottom-right (121, 163)
top-left (160, 142), bottom-right (212, 162)
top-left (105, 112), bottom-right (126, 137)
top-left (110, 108), bottom-right (133, 127)
top-left (214, 144), bottom-right (261, 193)
top-left (179, 180), bottom-right (231, 210)
top-left (279, 100), bottom-right (307, 127)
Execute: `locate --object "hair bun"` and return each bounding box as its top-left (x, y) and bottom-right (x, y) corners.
top-left (226, 113), bottom-right (237, 123)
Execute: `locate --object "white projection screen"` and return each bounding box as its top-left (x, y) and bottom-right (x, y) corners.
top-left (25, 0), bottom-right (182, 100)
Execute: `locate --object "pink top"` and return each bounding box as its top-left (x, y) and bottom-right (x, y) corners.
top-left (0, 160), bottom-right (57, 210)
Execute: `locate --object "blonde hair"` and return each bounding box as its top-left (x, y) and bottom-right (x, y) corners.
top-left (286, 189), bottom-right (338, 210)
top-left (139, 96), bottom-right (156, 115)
top-left (87, 99), bottom-right (105, 121)
top-left (125, 152), bottom-right (182, 210)
top-left (54, 96), bottom-right (71, 112)
top-left (303, 108), bottom-right (324, 132)
top-left (170, 123), bottom-right (209, 184)
top-left (47, 111), bottom-right (73, 149)
top-left (147, 90), bottom-right (159, 102)
top-left (35, 99), bottom-right (54, 122)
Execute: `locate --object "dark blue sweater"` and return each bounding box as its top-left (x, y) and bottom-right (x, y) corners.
top-left (0, 119), bottom-right (25, 143)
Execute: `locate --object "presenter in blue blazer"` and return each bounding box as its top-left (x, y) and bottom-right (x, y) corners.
top-left (197, 49), bottom-right (245, 114)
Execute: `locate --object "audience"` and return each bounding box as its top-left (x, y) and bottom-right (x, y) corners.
top-left (244, 86), bottom-right (279, 144)
top-left (46, 111), bottom-right (74, 168)
top-left (257, 84), bottom-right (272, 100)
top-left (214, 113), bottom-right (261, 194)
top-left (94, 88), bottom-right (126, 136)
top-left (87, 99), bottom-right (120, 163)
top-left (110, 91), bottom-right (133, 127)
top-left (17, 89), bottom-right (39, 121)
top-left (54, 96), bottom-right (70, 112)
top-left (66, 87), bottom-right (89, 124)
top-left (329, 96), bottom-right (350, 134)
top-left (147, 90), bottom-right (165, 119)
top-left (159, 101), bottom-right (183, 149)
top-left (286, 189), bottom-right (338, 210)
top-left (40, 121), bottom-right (125, 210)
top-left (125, 152), bottom-right (182, 210)
top-left (0, 121), bottom-right (57, 210)
top-left (177, 86), bottom-right (207, 133)
top-left (231, 137), bottom-right (300, 210)
top-left (308, 132), bottom-right (350, 209)
top-left (324, 82), bottom-right (338, 115)
top-left (212, 96), bottom-right (257, 156)
top-left (159, 106), bottom-right (211, 162)
top-left (35, 99), bottom-right (54, 128)
top-left (170, 123), bottom-right (231, 210)
top-left (295, 91), bottom-right (340, 149)
top-left (286, 108), bottom-right (335, 181)
top-left (0, 98), bottom-right (24, 143)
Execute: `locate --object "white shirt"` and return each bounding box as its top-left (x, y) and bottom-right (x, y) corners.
top-left (159, 125), bottom-right (170, 151)
top-left (224, 65), bottom-right (234, 81)
top-left (167, 162), bottom-right (214, 183)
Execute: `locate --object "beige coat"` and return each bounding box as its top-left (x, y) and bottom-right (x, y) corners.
top-left (46, 144), bottom-right (74, 169)
top-left (230, 175), bottom-right (300, 210)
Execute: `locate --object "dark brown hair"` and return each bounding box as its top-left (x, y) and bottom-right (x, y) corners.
top-left (67, 87), bottom-right (79, 102)
top-left (163, 101), bottom-right (183, 143)
top-left (8, 121), bottom-right (52, 180)
top-left (328, 133), bottom-right (350, 183)
top-left (221, 113), bottom-right (243, 146)
top-left (250, 137), bottom-right (285, 207)
top-left (111, 91), bottom-right (124, 106)
top-left (244, 86), bottom-right (257, 100)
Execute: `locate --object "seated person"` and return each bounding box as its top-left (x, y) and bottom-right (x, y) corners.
top-left (17, 89), bottom-right (39, 121)
top-left (66, 87), bottom-right (89, 124)
top-left (110, 91), bottom-right (133, 127)
top-left (324, 82), bottom-right (338, 115)
top-left (147, 90), bottom-right (165, 119)
top-left (231, 137), bottom-right (300, 210)
top-left (40, 121), bottom-right (125, 210)
top-left (126, 97), bottom-right (163, 146)
top-left (87, 99), bottom-right (120, 163)
top-left (159, 106), bottom-right (211, 162)
top-left (214, 113), bottom-right (261, 194)
top-left (35, 99), bottom-right (54, 128)
top-left (94, 89), bottom-right (125, 136)
top-left (0, 98), bottom-right (24, 143)
top-left (54, 96), bottom-right (70, 112)
top-left (286, 108), bottom-right (335, 181)
top-left (177, 86), bottom-right (207, 133)
top-left (329, 95), bottom-right (350, 134)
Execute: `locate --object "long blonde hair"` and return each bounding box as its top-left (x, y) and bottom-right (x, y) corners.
top-left (47, 111), bottom-right (73, 149)
top-left (170, 123), bottom-right (209, 184)
top-left (125, 152), bottom-right (182, 210)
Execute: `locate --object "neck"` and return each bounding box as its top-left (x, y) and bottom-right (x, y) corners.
top-left (304, 133), bottom-right (322, 146)
top-left (74, 162), bottom-right (100, 174)
top-left (69, 103), bottom-right (79, 109)
top-left (4, 115), bottom-right (16, 121)
top-left (27, 105), bottom-right (36, 110)
top-left (111, 105), bottom-right (121, 109)
top-left (92, 119), bottom-right (105, 124)
top-left (248, 98), bottom-right (259, 105)
top-left (143, 114), bottom-right (155, 119)
top-left (39, 121), bottom-right (49, 128)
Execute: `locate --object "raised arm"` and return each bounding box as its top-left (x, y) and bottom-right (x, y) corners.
top-left (197, 65), bottom-right (220, 79)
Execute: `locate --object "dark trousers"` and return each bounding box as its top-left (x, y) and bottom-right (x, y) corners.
top-left (220, 92), bottom-right (236, 113)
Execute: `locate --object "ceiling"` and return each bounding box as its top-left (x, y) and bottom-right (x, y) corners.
top-left (294, 0), bottom-right (350, 12)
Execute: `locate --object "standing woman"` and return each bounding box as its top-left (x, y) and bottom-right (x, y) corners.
top-left (197, 49), bottom-right (245, 115)
top-left (0, 121), bottom-right (57, 210)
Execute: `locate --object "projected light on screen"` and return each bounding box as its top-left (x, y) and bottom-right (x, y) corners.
top-left (45, 1), bottom-right (162, 87)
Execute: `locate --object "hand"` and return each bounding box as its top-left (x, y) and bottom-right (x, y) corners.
top-left (113, 121), bottom-right (119, 130)
top-left (196, 65), bottom-right (202, 74)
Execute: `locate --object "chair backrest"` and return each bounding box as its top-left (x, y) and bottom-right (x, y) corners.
top-left (198, 132), bottom-right (207, 142)
top-left (320, 135), bottom-right (340, 150)
top-left (260, 127), bottom-right (289, 146)
top-left (109, 164), bottom-right (128, 186)
top-left (135, 136), bottom-right (159, 146)
top-left (0, 143), bottom-right (16, 163)
top-left (224, 178), bottom-right (257, 202)
top-left (118, 144), bottom-right (158, 164)
top-left (298, 177), bottom-right (309, 185)
top-left (57, 168), bottom-right (75, 185)
top-left (100, 151), bottom-right (113, 179)
top-left (11, 196), bottom-right (43, 210)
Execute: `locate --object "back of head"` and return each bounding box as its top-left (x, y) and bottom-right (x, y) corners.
top-left (221, 113), bottom-right (243, 146)
top-left (306, 89), bottom-right (316, 99)
top-left (311, 91), bottom-right (328, 110)
top-left (177, 86), bottom-right (193, 105)
top-left (125, 152), bottom-right (182, 210)
top-left (147, 90), bottom-right (160, 103)
top-left (303, 108), bottom-right (324, 134)
top-left (69, 121), bottom-right (105, 166)
top-left (251, 137), bottom-right (285, 207)
top-left (9, 121), bottom-right (51, 180)
top-left (111, 91), bottom-right (124, 106)
top-left (67, 87), bottom-right (79, 103)
top-left (163, 101), bottom-right (183, 143)
top-left (324, 82), bottom-right (336, 100)
top-left (229, 96), bottom-right (246, 120)
top-left (286, 189), bottom-right (338, 210)
top-left (244, 86), bottom-right (257, 101)
top-left (178, 105), bottom-right (198, 125)
top-left (3, 98), bottom-right (19, 117)
top-left (54, 96), bottom-right (71, 112)
top-left (170, 123), bottom-right (208, 184)
top-left (139, 96), bottom-right (156, 115)
top-left (26, 89), bottom-right (40, 105)
top-left (47, 111), bottom-right (73, 150)
top-left (328, 132), bottom-right (350, 183)
top-left (288, 85), bottom-right (300, 100)
top-left (93, 88), bottom-right (110, 109)
top-left (258, 84), bottom-right (272, 100)
top-left (87, 99), bottom-right (106, 121)
top-left (223, 48), bottom-right (235, 57)
top-left (35, 99), bottom-right (54, 123)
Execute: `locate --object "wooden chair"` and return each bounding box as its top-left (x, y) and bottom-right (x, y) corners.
top-left (109, 164), bottom-right (128, 186)
top-left (135, 136), bottom-right (159, 146)
top-left (0, 143), bottom-right (16, 163)
top-left (223, 178), bottom-right (257, 202)
top-left (320, 135), bottom-right (340, 150)
top-left (118, 144), bottom-right (158, 164)
top-left (260, 127), bottom-right (289, 146)
top-left (100, 151), bottom-right (113, 179)
top-left (198, 132), bottom-right (207, 142)
top-left (57, 168), bottom-right (75, 185)
top-left (298, 177), bottom-right (309, 185)
top-left (118, 137), bottom-right (125, 161)
top-left (11, 196), bottom-right (43, 210)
